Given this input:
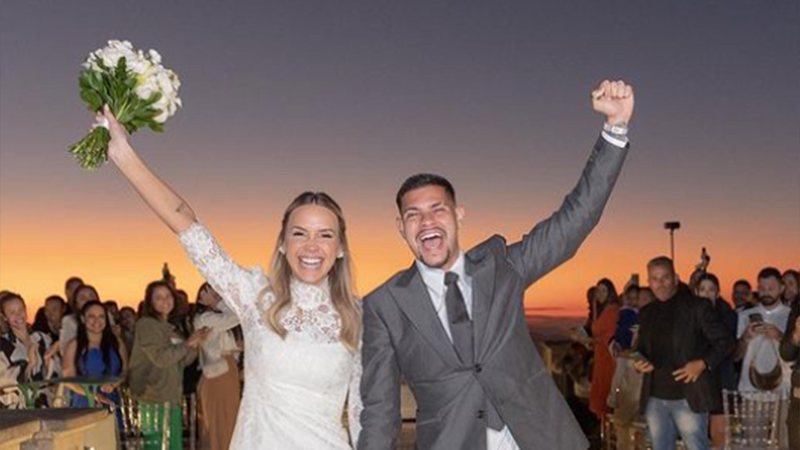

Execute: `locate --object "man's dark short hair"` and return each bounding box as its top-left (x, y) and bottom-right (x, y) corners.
top-left (396, 173), bottom-right (456, 212)
top-left (647, 256), bottom-right (675, 275)
top-left (733, 279), bottom-right (752, 290)
top-left (757, 267), bottom-right (782, 283)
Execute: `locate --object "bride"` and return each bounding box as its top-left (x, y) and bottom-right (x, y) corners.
top-left (100, 106), bottom-right (362, 449)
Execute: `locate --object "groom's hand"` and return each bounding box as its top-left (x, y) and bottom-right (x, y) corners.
top-left (592, 80), bottom-right (634, 125)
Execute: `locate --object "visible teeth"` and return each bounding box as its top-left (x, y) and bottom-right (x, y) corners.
top-left (420, 231), bottom-right (442, 241)
top-left (299, 257), bottom-right (322, 267)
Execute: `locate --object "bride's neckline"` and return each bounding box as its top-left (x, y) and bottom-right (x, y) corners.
top-left (290, 277), bottom-right (331, 310)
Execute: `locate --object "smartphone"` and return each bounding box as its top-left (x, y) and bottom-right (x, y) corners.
top-left (749, 313), bottom-right (764, 323)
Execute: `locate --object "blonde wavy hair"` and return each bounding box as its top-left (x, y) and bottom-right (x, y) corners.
top-left (260, 192), bottom-right (361, 352)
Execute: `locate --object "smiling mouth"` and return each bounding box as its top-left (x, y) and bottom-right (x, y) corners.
top-left (298, 256), bottom-right (323, 269)
top-left (418, 230), bottom-right (444, 251)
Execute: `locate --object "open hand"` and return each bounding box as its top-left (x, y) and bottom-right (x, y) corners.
top-left (186, 326), bottom-right (212, 348)
top-left (592, 80), bottom-right (634, 125)
top-left (672, 359), bottom-right (706, 383)
top-left (756, 323), bottom-right (783, 340)
top-left (633, 360), bottom-right (654, 373)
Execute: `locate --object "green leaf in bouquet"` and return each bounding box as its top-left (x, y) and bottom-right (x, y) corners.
top-left (80, 89), bottom-right (103, 111)
top-left (143, 91), bottom-right (162, 108)
top-left (125, 74), bottom-right (137, 90)
top-left (148, 121), bottom-right (164, 133)
top-left (68, 126), bottom-right (111, 170)
top-left (133, 103), bottom-right (158, 120)
top-left (115, 57), bottom-right (128, 80)
top-left (78, 71), bottom-right (93, 91)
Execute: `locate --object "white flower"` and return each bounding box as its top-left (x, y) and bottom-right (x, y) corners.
top-left (80, 40), bottom-right (181, 123)
top-left (148, 49), bottom-right (162, 64)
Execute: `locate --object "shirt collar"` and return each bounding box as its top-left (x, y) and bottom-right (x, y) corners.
top-left (416, 252), bottom-right (467, 295)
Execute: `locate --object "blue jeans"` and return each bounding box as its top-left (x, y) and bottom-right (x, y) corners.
top-left (645, 398), bottom-right (709, 450)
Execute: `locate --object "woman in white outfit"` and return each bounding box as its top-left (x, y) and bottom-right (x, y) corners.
top-left (101, 106), bottom-right (362, 449)
top-left (193, 282), bottom-right (241, 450)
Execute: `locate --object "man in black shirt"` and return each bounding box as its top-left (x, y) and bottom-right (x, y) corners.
top-left (633, 257), bottom-right (734, 450)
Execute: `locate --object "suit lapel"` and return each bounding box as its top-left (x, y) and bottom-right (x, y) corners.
top-left (389, 263), bottom-right (461, 367)
top-left (466, 249), bottom-right (496, 360)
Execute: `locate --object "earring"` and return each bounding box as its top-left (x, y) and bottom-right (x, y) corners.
top-left (337, 251), bottom-right (344, 259)
top-left (278, 246), bottom-right (286, 254)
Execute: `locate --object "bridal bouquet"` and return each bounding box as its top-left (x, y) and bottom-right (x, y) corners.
top-left (68, 40), bottom-right (181, 169)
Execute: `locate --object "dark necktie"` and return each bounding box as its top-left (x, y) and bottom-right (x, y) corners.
top-left (444, 272), bottom-right (504, 431)
top-left (444, 272), bottom-right (473, 364)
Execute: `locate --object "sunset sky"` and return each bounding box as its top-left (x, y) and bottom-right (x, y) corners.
top-left (1, 2), bottom-right (798, 317)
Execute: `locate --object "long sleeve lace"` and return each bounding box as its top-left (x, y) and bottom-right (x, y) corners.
top-left (348, 346), bottom-right (363, 448)
top-left (179, 221), bottom-right (268, 318)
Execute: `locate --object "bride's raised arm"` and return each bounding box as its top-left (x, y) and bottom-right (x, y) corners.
top-left (105, 105), bottom-right (196, 234)
top-left (104, 106), bottom-right (263, 316)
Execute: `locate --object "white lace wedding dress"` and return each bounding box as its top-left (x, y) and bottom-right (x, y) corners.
top-left (179, 222), bottom-right (362, 449)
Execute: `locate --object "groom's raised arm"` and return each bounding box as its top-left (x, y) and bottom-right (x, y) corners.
top-left (358, 294), bottom-right (401, 449)
top-left (507, 136), bottom-right (627, 286)
top-left (507, 80), bottom-right (634, 287)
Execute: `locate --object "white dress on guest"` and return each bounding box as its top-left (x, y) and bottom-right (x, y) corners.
top-left (179, 222), bottom-right (362, 449)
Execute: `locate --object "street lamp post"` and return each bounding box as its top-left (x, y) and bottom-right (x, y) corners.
top-left (663, 221), bottom-right (681, 264)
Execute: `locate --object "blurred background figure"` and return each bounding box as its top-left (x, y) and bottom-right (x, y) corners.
top-left (104, 300), bottom-right (120, 326)
top-left (693, 272), bottom-right (737, 448)
top-left (194, 283), bottom-right (241, 450)
top-left (64, 277), bottom-right (84, 314)
top-left (63, 299), bottom-right (127, 425)
top-left (779, 294), bottom-right (800, 450)
top-left (118, 306), bottom-right (138, 354)
top-left (735, 267), bottom-right (792, 447)
top-left (60, 284), bottom-right (100, 357)
top-left (0, 293), bottom-right (53, 408)
top-left (128, 281), bottom-right (209, 450)
top-left (731, 279), bottom-right (753, 313)
top-left (612, 284), bottom-right (641, 353)
top-left (589, 278), bottom-right (620, 421)
top-left (782, 269), bottom-right (799, 308)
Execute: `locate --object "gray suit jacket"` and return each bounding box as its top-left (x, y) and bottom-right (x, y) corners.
top-left (359, 136), bottom-right (628, 449)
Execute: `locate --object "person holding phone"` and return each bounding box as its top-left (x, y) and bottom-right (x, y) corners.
top-left (734, 268), bottom-right (792, 446)
top-left (734, 267), bottom-right (791, 394)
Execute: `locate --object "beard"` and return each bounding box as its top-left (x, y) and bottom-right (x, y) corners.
top-left (420, 248), bottom-right (452, 269)
top-left (759, 294), bottom-right (780, 307)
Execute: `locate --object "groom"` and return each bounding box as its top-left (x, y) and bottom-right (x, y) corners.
top-left (358, 80), bottom-right (634, 449)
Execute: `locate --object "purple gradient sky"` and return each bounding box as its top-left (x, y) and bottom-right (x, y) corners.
top-left (1, 1), bottom-right (798, 311)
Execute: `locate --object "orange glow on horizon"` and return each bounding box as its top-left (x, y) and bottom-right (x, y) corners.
top-left (3, 204), bottom-right (797, 322)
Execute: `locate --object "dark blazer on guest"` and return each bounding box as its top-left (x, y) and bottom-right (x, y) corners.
top-left (636, 286), bottom-right (735, 414)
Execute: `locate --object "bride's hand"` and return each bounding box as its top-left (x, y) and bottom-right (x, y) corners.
top-left (101, 105), bottom-right (132, 162)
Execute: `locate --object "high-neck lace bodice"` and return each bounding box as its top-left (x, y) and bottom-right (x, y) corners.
top-left (179, 222), bottom-right (362, 449)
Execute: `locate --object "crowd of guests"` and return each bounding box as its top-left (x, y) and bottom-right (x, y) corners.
top-left (568, 257), bottom-right (800, 450)
top-left (0, 273), bottom-right (243, 450)
top-left (3, 260), bottom-right (799, 450)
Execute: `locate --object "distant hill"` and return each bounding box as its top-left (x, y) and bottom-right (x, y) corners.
top-left (525, 311), bottom-right (586, 342)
